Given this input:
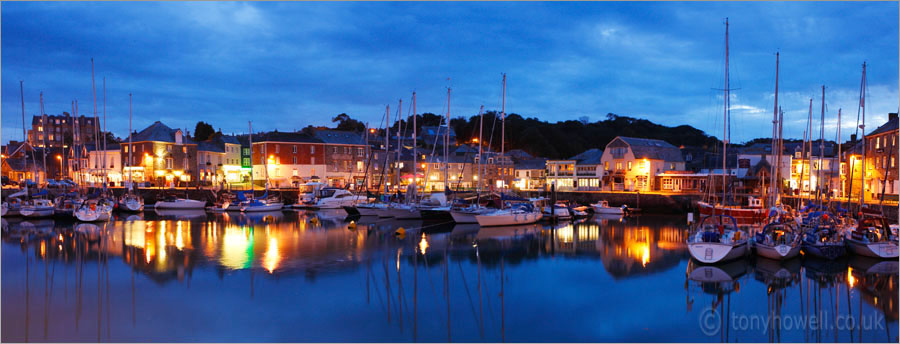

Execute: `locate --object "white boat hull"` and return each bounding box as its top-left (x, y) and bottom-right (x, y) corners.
top-left (21, 206), bottom-right (55, 218)
top-left (75, 206), bottom-right (113, 222)
top-left (450, 210), bottom-right (480, 224)
top-left (592, 205), bottom-right (624, 215)
top-left (154, 199), bottom-right (206, 209)
top-left (846, 239), bottom-right (899, 259)
top-left (242, 202), bottom-right (284, 212)
top-left (687, 241), bottom-right (748, 264)
top-left (476, 211), bottom-right (543, 227)
top-left (119, 199), bottom-right (144, 212)
top-left (755, 243), bottom-right (801, 260)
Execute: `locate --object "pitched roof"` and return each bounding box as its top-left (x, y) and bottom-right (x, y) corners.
top-left (253, 131), bottom-right (322, 144)
top-left (867, 114), bottom-right (898, 137)
top-left (128, 121), bottom-right (195, 144)
top-left (515, 158), bottom-right (548, 170)
top-left (222, 135), bottom-right (240, 145)
top-left (616, 136), bottom-right (683, 162)
top-left (313, 130), bottom-right (366, 145)
top-left (198, 141), bottom-right (225, 153)
top-left (569, 148), bottom-right (604, 165)
top-left (506, 149), bottom-right (533, 161)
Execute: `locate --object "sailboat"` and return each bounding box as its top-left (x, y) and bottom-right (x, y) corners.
top-left (687, 19), bottom-right (750, 264)
top-left (474, 74), bottom-right (543, 227)
top-left (696, 19), bottom-right (767, 228)
top-left (119, 94), bottom-right (143, 212)
top-left (74, 197), bottom-right (113, 222)
top-left (240, 121), bottom-right (284, 212)
top-left (20, 189), bottom-right (55, 218)
top-left (846, 212), bottom-right (899, 259)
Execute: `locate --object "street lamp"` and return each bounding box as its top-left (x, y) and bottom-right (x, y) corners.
top-left (56, 155), bottom-right (62, 179)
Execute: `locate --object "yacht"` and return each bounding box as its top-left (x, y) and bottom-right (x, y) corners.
top-left (686, 214), bottom-right (749, 264)
top-left (154, 195), bottom-right (206, 210)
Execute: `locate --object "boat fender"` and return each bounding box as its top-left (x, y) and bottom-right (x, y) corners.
top-left (90, 204), bottom-right (96, 211)
top-left (734, 231), bottom-right (741, 241)
top-left (348, 221), bottom-right (357, 230)
top-left (394, 227), bottom-right (406, 238)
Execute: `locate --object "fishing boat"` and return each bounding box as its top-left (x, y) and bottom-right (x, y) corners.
top-left (753, 220), bottom-right (801, 261)
top-left (74, 198), bottom-right (113, 222)
top-left (846, 214), bottom-right (899, 259)
top-left (475, 203), bottom-right (543, 227)
top-left (154, 195), bottom-right (206, 210)
top-left (686, 214), bottom-right (749, 264)
top-left (591, 200), bottom-right (624, 215)
top-left (799, 211), bottom-right (846, 260)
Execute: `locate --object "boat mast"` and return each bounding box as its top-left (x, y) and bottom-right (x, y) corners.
top-left (501, 73), bottom-right (506, 193)
top-left (128, 93), bottom-right (133, 186)
top-left (770, 52), bottom-right (780, 207)
top-left (20, 81), bottom-right (36, 185)
top-left (777, 107), bottom-right (784, 205)
top-left (396, 99), bottom-right (402, 191)
top-left (836, 108), bottom-right (841, 200)
top-left (249, 121), bottom-right (253, 192)
top-left (721, 18), bottom-right (729, 205)
top-left (91, 58), bottom-right (98, 187)
top-left (444, 87), bottom-right (451, 192)
top-left (818, 85), bottom-right (825, 205)
top-left (412, 92), bottom-right (417, 198)
top-left (477, 105), bottom-right (485, 198)
top-left (384, 104), bottom-right (390, 197)
top-left (103, 77), bottom-right (108, 187)
top-left (40, 92), bottom-right (48, 184)
top-left (858, 63), bottom-right (867, 212)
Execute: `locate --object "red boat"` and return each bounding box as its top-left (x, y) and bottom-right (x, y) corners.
top-left (697, 199), bottom-right (767, 227)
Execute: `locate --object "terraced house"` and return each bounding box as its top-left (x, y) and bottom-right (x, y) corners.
top-left (600, 136), bottom-right (685, 191)
top-left (314, 129), bottom-right (369, 189)
top-left (251, 131), bottom-right (325, 188)
top-left (122, 121), bottom-right (198, 187)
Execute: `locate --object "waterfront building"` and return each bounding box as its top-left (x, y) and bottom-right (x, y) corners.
top-left (250, 131), bottom-right (325, 188)
top-left (789, 142), bottom-right (840, 198)
top-left (1, 141), bottom-right (45, 184)
top-left (600, 136), bottom-right (685, 191)
top-left (81, 143), bottom-right (122, 186)
top-left (863, 112), bottom-right (898, 201)
top-left (28, 114), bottom-right (99, 149)
top-left (198, 140), bottom-right (225, 187)
top-left (546, 149), bottom-right (603, 191)
top-left (313, 129), bottom-right (368, 189)
top-left (123, 121), bottom-right (198, 187)
top-left (513, 158), bottom-right (547, 191)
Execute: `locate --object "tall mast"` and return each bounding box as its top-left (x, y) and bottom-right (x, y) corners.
top-left (72, 101), bottom-right (77, 183)
top-left (396, 99), bottom-right (402, 189)
top-left (777, 107), bottom-right (784, 204)
top-left (412, 92), bottom-right (417, 192)
top-left (501, 73), bottom-right (506, 192)
top-left (103, 77), bottom-right (107, 186)
top-left (249, 121), bottom-right (253, 192)
top-left (805, 98), bottom-right (813, 197)
top-left (818, 85), bottom-right (825, 204)
top-left (836, 108), bottom-right (841, 200)
top-left (384, 104), bottom-right (390, 196)
top-left (721, 18), bottom-right (729, 204)
top-left (129, 93), bottom-right (133, 185)
top-left (40, 92), bottom-right (47, 183)
top-left (20, 81), bottom-right (27, 144)
top-left (770, 52), bottom-right (780, 206)
top-left (444, 87), bottom-right (451, 191)
top-left (477, 105), bottom-right (485, 196)
top-left (859, 63), bottom-right (867, 210)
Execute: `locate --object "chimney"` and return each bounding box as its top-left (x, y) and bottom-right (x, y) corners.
top-left (850, 134), bottom-right (857, 143)
top-left (890, 112), bottom-right (898, 121)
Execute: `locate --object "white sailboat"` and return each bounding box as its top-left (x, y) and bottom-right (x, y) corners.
top-left (75, 198), bottom-right (113, 222)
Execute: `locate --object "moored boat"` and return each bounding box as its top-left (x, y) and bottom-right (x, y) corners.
top-left (154, 195), bottom-right (206, 210)
top-left (686, 214), bottom-right (749, 264)
top-left (753, 221), bottom-right (802, 261)
top-left (591, 200), bottom-right (624, 215)
top-left (846, 214), bottom-right (899, 259)
top-left (74, 199), bottom-right (113, 222)
top-left (475, 203), bottom-right (543, 227)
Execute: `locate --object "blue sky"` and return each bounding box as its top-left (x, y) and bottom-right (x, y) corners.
top-left (3, 1), bottom-right (898, 146)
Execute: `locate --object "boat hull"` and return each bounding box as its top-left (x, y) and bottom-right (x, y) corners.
top-left (801, 241), bottom-right (846, 260)
top-left (154, 199), bottom-right (206, 210)
top-left (119, 200), bottom-right (144, 212)
top-left (475, 211), bottom-right (543, 227)
top-left (754, 243), bottom-right (801, 260)
top-left (697, 202), bottom-right (766, 227)
top-left (20, 206), bottom-right (55, 218)
top-left (687, 241), bottom-right (748, 264)
top-left (450, 210), bottom-right (479, 224)
top-left (591, 206), bottom-right (624, 215)
top-left (846, 239), bottom-right (899, 259)
top-left (242, 203), bottom-right (284, 212)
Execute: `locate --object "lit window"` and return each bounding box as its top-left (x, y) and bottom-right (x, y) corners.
top-left (292, 145), bottom-right (297, 153)
top-left (627, 161), bottom-right (632, 170)
top-left (165, 158), bottom-right (173, 169)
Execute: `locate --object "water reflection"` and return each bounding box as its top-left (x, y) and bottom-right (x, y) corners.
top-left (1, 213), bottom-right (896, 342)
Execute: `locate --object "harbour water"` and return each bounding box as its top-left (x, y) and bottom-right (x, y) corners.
top-left (1, 211), bottom-right (897, 342)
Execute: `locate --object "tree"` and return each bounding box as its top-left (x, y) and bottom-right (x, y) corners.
top-left (194, 121), bottom-right (215, 141)
top-left (332, 113), bottom-right (366, 132)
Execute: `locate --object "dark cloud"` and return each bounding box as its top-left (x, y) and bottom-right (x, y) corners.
top-left (3, 1), bottom-right (897, 144)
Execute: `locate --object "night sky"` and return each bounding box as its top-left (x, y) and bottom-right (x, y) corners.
top-left (3, 1), bottom-right (897, 145)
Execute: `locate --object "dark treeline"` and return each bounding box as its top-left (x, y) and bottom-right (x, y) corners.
top-left (326, 112), bottom-right (723, 159)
